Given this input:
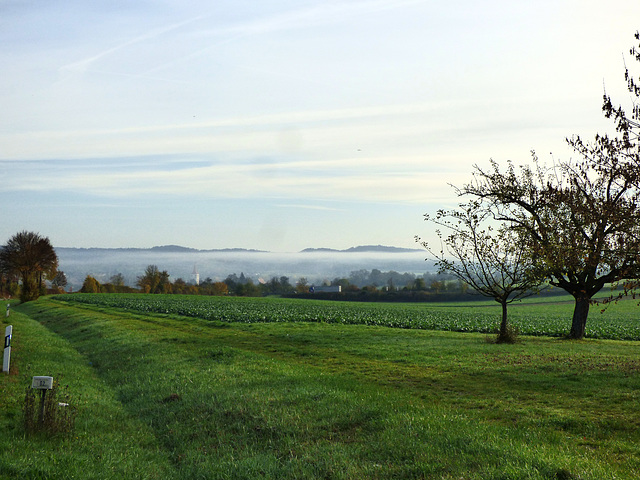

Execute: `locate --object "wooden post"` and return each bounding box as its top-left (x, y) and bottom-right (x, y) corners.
top-left (38, 390), bottom-right (47, 425)
top-left (31, 376), bottom-right (54, 426)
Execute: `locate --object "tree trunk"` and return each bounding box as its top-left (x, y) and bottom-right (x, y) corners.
top-left (19, 273), bottom-right (39, 303)
top-left (569, 295), bottom-right (590, 339)
top-left (495, 300), bottom-right (515, 343)
top-left (499, 301), bottom-right (508, 337)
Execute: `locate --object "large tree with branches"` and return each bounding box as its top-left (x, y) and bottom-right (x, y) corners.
top-left (0, 231), bottom-right (58, 302)
top-left (460, 32), bottom-right (640, 339)
top-left (463, 153), bottom-right (640, 339)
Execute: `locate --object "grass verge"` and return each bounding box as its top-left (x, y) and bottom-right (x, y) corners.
top-left (0, 299), bottom-right (177, 479)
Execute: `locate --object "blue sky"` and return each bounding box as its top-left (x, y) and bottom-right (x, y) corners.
top-left (1, 0), bottom-right (639, 252)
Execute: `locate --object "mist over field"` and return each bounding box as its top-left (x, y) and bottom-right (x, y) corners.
top-left (55, 246), bottom-right (435, 290)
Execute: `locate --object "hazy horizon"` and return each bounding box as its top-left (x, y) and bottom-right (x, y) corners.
top-left (56, 247), bottom-right (434, 290)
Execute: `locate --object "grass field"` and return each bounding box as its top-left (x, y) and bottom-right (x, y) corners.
top-left (54, 292), bottom-right (640, 340)
top-left (1, 295), bottom-right (640, 479)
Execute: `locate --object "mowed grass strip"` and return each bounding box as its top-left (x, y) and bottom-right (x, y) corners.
top-left (10, 297), bottom-right (640, 479)
top-left (0, 300), bottom-right (177, 480)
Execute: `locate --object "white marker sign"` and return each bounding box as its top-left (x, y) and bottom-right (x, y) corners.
top-left (2, 325), bottom-right (11, 374)
top-left (32, 376), bottom-right (54, 390)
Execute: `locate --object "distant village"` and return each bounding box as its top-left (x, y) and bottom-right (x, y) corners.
top-left (71, 263), bottom-right (464, 303)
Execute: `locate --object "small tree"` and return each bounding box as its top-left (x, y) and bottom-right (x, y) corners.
top-left (235, 279), bottom-right (261, 297)
top-left (412, 277), bottom-right (427, 291)
top-left (172, 278), bottom-right (188, 294)
top-left (110, 273), bottom-right (125, 287)
top-left (137, 265), bottom-right (171, 294)
top-left (296, 277), bottom-right (309, 294)
top-left (51, 271), bottom-right (68, 290)
top-left (81, 275), bottom-right (100, 293)
top-left (418, 200), bottom-right (543, 342)
top-left (429, 280), bottom-right (443, 294)
top-left (210, 282), bottom-right (228, 296)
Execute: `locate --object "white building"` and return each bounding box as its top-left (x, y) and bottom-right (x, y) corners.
top-left (190, 265), bottom-right (200, 285)
top-left (310, 285), bottom-right (341, 293)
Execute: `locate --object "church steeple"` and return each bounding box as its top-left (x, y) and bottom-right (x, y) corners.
top-left (191, 264), bottom-right (200, 285)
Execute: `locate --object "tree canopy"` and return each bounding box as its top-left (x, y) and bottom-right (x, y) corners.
top-left (457, 32), bottom-right (640, 339)
top-left (461, 152), bottom-right (640, 338)
top-left (137, 265), bottom-right (171, 294)
top-left (0, 231), bottom-right (58, 302)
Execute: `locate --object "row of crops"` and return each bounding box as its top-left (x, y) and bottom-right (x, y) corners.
top-left (53, 293), bottom-right (640, 340)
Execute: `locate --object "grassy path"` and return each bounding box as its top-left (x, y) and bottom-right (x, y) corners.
top-left (0, 299), bottom-right (177, 479)
top-left (2, 297), bottom-right (640, 479)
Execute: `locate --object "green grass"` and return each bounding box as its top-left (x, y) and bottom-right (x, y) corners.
top-left (0, 299), bottom-right (176, 479)
top-left (55, 292), bottom-right (640, 339)
top-left (2, 296), bottom-right (640, 479)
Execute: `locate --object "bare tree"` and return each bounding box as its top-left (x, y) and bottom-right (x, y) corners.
top-left (418, 200), bottom-right (543, 342)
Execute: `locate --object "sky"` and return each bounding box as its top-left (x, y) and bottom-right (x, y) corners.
top-left (1, 0), bottom-right (639, 252)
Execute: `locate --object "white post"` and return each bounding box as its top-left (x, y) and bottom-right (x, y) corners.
top-left (5, 303), bottom-right (9, 318)
top-left (3, 325), bottom-right (12, 374)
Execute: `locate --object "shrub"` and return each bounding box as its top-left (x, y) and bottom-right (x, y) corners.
top-left (495, 324), bottom-right (520, 344)
top-left (23, 381), bottom-right (77, 436)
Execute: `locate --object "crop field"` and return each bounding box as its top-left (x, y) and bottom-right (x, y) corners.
top-left (2, 295), bottom-right (640, 479)
top-left (55, 292), bottom-right (640, 340)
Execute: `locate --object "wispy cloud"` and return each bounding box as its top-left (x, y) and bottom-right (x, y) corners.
top-left (0, 96), bottom-right (558, 162)
top-left (207, 0), bottom-right (428, 38)
top-left (2, 152), bottom-right (465, 207)
top-left (53, 0), bottom-right (428, 86)
top-left (58, 14), bottom-right (209, 77)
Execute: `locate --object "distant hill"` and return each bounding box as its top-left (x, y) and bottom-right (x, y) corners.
top-left (300, 247), bottom-right (341, 253)
top-left (150, 245), bottom-right (198, 252)
top-left (57, 245), bottom-right (421, 254)
top-left (301, 245), bottom-right (423, 253)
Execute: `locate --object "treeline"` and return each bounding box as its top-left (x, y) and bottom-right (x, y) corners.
top-left (338, 269), bottom-right (459, 290)
top-left (79, 266), bottom-right (296, 297)
top-left (292, 271), bottom-right (473, 302)
top-left (77, 265), bottom-right (467, 300)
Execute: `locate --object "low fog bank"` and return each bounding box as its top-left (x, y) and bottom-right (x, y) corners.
top-left (56, 248), bottom-right (436, 290)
